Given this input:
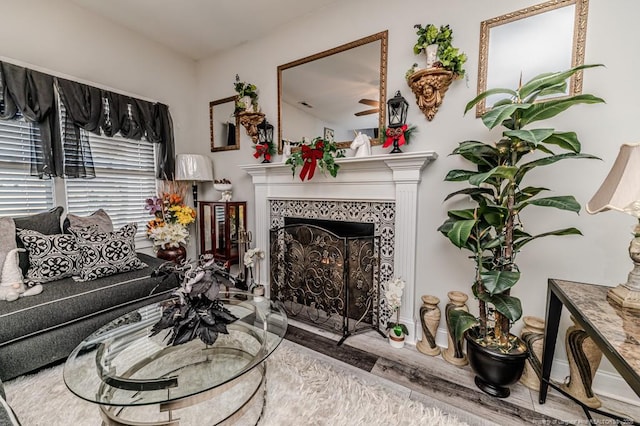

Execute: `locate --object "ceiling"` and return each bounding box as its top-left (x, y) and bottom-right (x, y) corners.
top-left (69, 0), bottom-right (343, 60)
top-left (68, 0), bottom-right (382, 143)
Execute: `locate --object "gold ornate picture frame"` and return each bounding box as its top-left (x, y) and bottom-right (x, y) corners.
top-left (476, 0), bottom-right (589, 117)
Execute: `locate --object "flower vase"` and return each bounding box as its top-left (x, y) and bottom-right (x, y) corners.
top-left (443, 291), bottom-right (469, 366)
top-left (425, 43), bottom-right (439, 68)
top-left (519, 316), bottom-right (545, 390)
top-left (417, 295), bottom-right (441, 356)
top-left (156, 245), bottom-right (186, 264)
top-left (560, 316), bottom-right (603, 408)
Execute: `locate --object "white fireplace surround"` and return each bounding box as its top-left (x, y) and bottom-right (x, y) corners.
top-left (240, 151), bottom-right (437, 341)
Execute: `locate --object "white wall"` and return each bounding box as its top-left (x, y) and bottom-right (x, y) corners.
top-left (192, 0), bottom-right (640, 401)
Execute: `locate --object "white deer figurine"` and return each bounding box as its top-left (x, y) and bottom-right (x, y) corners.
top-left (0, 248), bottom-right (43, 301)
top-left (350, 132), bottom-right (371, 158)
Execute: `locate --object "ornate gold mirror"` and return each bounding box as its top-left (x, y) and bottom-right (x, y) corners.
top-left (277, 31), bottom-right (388, 153)
top-left (210, 96), bottom-right (241, 152)
top-left (476, 0), bottom-right (589, 117)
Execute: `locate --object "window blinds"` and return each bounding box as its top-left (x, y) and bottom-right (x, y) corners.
top-left (0, 119), bottom-right (54, 216)
top-left (65, 132), bottom-right (156, 238)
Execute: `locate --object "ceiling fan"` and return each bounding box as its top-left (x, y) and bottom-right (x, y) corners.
top-left (354, 98), bottom-right (379, 116)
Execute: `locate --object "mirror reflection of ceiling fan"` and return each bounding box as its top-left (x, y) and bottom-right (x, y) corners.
top-left (355, 98), bottom-right (379, 116)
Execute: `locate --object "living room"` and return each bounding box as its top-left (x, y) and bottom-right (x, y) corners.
top-left (1, 0), bottom-right (639, 424)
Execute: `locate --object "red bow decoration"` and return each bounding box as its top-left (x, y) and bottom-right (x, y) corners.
top-left (254, 143), bottom-right (271, 162)
top-left (299, 145), bottom-right (324, 181)
top-left (383, 125), bottom-right (408, 148)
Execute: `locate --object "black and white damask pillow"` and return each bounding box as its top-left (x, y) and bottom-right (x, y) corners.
top-left (17, 229), bottom-right (80, 285)
top-left (70, 223), bottom-right (147, 282)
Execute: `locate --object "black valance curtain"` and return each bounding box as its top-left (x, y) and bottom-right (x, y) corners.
top-left (57, 81), bottom-right (175, 180)
top-left (0, 61), bottom-right (175, 180)
top-left (0, 62), bottom-right (62, 178)
top-left (56, 78), bottom-right (100, 178)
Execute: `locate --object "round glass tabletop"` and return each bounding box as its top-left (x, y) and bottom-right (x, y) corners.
top-left (63, 291), bottom-right (287, 408)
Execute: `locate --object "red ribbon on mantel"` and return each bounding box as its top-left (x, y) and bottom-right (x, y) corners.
top-left (383, 125), bottom-right (408, 148)
top-left (299, 145), bottom-right (324, 181)
top-left (254, 143), bottom-right (271, 162)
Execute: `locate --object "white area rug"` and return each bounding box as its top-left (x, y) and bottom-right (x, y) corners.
top-left (5, 340), bottom-right (467, 425)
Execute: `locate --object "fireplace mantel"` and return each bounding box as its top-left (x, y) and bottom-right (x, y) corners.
top-left (240, 151), bottom-right (437, 341)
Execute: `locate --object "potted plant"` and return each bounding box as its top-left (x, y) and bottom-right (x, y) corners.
top-left (438, 64), bottom-right (604, 397)
top-left (413, 24), bottom-right (467, 77)
top-left (233, 74), bottom-right (259, 114)
top-left (384, 277), bottom-right (408, 348)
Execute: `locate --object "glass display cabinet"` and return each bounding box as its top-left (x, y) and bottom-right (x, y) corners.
top-left (199, 201), bottom-right (246, 265)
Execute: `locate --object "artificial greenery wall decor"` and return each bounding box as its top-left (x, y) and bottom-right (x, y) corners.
top-left (413, 24), bottom-right (467, 77)
top-left (233, 74), bottom-right (259, 113)
top-left (285, 137), bottom-right (345, 181)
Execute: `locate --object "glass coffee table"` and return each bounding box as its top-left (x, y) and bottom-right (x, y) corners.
top-left (64, 291), bottom-right (287, 425)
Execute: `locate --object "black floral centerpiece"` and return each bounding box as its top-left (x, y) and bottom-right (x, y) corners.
top-left (150, 254), bottom-right (238, 346)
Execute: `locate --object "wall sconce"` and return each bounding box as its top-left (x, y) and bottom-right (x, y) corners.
top-left (406, 68), bottom-right (455, 121)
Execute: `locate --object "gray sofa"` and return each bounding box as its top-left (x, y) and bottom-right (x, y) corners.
top-left (0, 253), bottom-right (177, 381)
top-left (0, 208), bottom-right (178, 381)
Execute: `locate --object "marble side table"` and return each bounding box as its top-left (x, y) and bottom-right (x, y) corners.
top-left (539, 279), bottom-right (640, 424)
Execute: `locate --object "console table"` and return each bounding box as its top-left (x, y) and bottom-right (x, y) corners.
top-left (540, 278), bottom-right (640, 423)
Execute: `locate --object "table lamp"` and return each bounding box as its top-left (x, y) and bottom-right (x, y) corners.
top-left (175, 154), bottom-right (214, 207)
top-left (587, 143), bottom-right (640, 309)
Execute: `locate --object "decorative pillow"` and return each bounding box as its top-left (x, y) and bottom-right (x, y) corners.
top-left (13, 206), bottom-right (64, 276)
top-left (17, 229), bottom-right (80, 285)
top-left (70, 223), bottom-right (147, 282)
top-left (62, 209), bottom-right (113, 234)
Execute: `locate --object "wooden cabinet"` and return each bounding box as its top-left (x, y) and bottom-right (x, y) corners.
top-left (199, 201), bottom-right (246, 265)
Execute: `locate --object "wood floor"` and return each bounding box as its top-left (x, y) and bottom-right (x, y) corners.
top-left (284, 320), bottom-right (640, 426)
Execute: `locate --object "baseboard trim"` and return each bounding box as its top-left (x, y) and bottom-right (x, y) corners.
top-left (430, 327), bottom-right (639, 406)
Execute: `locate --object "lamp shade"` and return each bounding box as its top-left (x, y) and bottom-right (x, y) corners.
top-left (175, 154), bottom-right (214, 182)
top-left (587, 143), bottom-right (640, 215)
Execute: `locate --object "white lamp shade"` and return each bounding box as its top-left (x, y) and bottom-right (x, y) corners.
top-left (175, 154), bottom-right (214, 182)
top-left (587, 143), bottom-right (640, 215)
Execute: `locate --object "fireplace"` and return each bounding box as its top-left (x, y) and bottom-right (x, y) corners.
top-left (241, 151), bottom-right (437, 343)
top-left (270, 218), bottom-right (379, 343)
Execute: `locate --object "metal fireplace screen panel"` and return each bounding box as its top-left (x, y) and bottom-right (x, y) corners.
top-left (269, 224), bottom-right (380, 339)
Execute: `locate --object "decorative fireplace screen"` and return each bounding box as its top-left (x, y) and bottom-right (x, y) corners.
top-left (269, 223), bottom-right (381, 344)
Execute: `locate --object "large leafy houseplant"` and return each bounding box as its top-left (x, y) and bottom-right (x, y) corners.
top-left (439, 64), bottom-right (604, 353)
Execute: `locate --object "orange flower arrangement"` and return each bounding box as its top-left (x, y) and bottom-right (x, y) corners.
top-left (145, 182), bottom-right (196, 250)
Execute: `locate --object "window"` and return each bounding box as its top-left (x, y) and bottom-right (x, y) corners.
top-left (0, 119), bottom-right (54, 217)
top-left (65, 132), bottom-right (156, 240)
top-left (0, 74), bottom-right (162, 246)
top-left (0, 110), bottom-right (157, 244)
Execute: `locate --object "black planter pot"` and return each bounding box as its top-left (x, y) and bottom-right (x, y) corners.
top-left (464, 329), bottom-right (529, 398)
